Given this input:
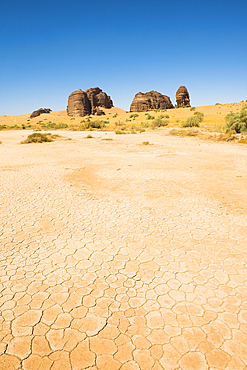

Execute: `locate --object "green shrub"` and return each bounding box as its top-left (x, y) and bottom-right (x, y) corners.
top-left (146, 114), bottom-right (155, 120)
top-left (152, 117), bottom-right (169, 127)
top-left (112, 113), bottom-right (118, 118)
top-left (190, 107), bottom-right (196, 111)
top-left (21, 133), bottom-right (53, 144)
top-left (141, 122), bottom-right (149, 128)
top-left (80, 120), bottom-right (106, 129)
top-left (41, 122), bottom-right (68, 129)
top-left (0, 125), bottom-right (7, 130)
top-left (193, 111), bottom-right (204, 122)
top-left (182, 116), bottom-right (200, 127)
top-left (114, 120), bottom-right (125, 127)
top-left (224, 104), bottom-right (247, 133)
top-left (129, 113), bottom-right (139, 120)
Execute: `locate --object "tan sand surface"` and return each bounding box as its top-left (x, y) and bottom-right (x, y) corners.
top-left (0, 102), bottom-right (245, 133)
top-left (0, 130), bottom-right (247, 369)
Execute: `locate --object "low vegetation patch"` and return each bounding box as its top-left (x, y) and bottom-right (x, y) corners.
top-left (115, 130), bottom-right (126, 134)
top-left (129, 113), bottom-right (139, 120)
top-left (142, 141), bottom-right (150, 145)
top-left (182, 111), bottom-right (204, 127)
top-left (79, 119), bottom-right (107, 130)
top-left (145, 113), bottom-right (155, 120)
top-left (21, 132), bottom-right (54, 144)
top-left (152, 116), bottom-right (169, 128)
top-left (182, 117), bottom-right (200, 127)
top-left (38, 122), bottom-right (68, 130)
top-left (238, 138), bottom-right (247, 144)
top-left (224, 104), bottom-right (247, 133)
top-left (170, 128), bottom-right (200, 137)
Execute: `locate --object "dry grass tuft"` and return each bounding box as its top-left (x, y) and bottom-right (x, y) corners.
top-left (21, 133), bottom-right (54, 144)
top-left (142, 141), bottom-right (150, 145)
top-left (169, 128), bottom-right (200, 137)
top-left (115, 130), bottom-right (126, 135)
top-left (237, 138), bottom-right (247, 144)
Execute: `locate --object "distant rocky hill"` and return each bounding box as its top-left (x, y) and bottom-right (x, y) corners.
top-left (130, 91), bottom-right (174, 112)
top-left (130, 86), bottom-right (191, 112)
top-left (30, 108), bottom-right (52, 118)
top-left (67, 88), bottom-right (113, 117)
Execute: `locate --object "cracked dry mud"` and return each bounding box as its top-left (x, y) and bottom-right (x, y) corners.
top-left (1, 130), bottom-right (247, 370)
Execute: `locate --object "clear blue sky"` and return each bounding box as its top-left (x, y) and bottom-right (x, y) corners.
top-left (1, 0), bottom-right (246, 115)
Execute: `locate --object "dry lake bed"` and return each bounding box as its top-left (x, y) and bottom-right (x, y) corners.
top-left (1, 130), bottom-right (247, 370)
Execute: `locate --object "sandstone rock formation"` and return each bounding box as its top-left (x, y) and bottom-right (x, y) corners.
top-left (130, 91), bottom-right (174, 112)
top-left (85, 87), bottom-right (113, 110)
top-left (67, 90), bottom-right (91, 117)
top-left (30, 108), bottom-right (52, 118)
top-left (176, 86), bottom-right (191, 107)
top-left (92, 107), bottom-right (105, 116)
top-left (67, 87), bottom-right (113, 117)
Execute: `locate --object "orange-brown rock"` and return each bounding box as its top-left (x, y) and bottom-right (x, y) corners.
top-left (67, 87), bottom-right (113, 117)
top-left (30, 108), bottom-right (52, 118)
top-left (130, 91), bottom-right (174, 112)
top-left (85, 87), bottom-right (113, 110)
top-left (67, 89), bottom-right (91, 117)
top-left (176, 86), bottom-right (191, 107)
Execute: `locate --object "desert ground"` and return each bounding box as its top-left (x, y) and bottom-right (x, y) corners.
top-left (1, 129), bottom-right (247, 370)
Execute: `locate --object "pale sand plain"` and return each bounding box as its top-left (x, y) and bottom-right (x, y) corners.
top-left (0, 130), bottom-right (247, 370)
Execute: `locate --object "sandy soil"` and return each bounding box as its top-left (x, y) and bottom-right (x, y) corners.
top-left (0, 101), bottom-right (245, 132)
top-left (0, 130), bottom-right (247, 369)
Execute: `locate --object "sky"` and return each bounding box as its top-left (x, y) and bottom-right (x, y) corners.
top-left (0, 0), bottom-right (247, 115)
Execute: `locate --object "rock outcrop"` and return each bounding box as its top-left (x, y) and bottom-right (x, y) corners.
top-left (130, 91), bottom-right (174, 112)
top-left (85, 87), bottom-right (113, 110)
top-left (67, 87), bottom-right (113, 117)
top-left (30, 108), bottom-right (52, 118)
top-left (93, 107), bottom-right (105, 116)
top-left (176, 86), bottom-right (191, 107)
top-left (67, 90), bottom-right (91, 117)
